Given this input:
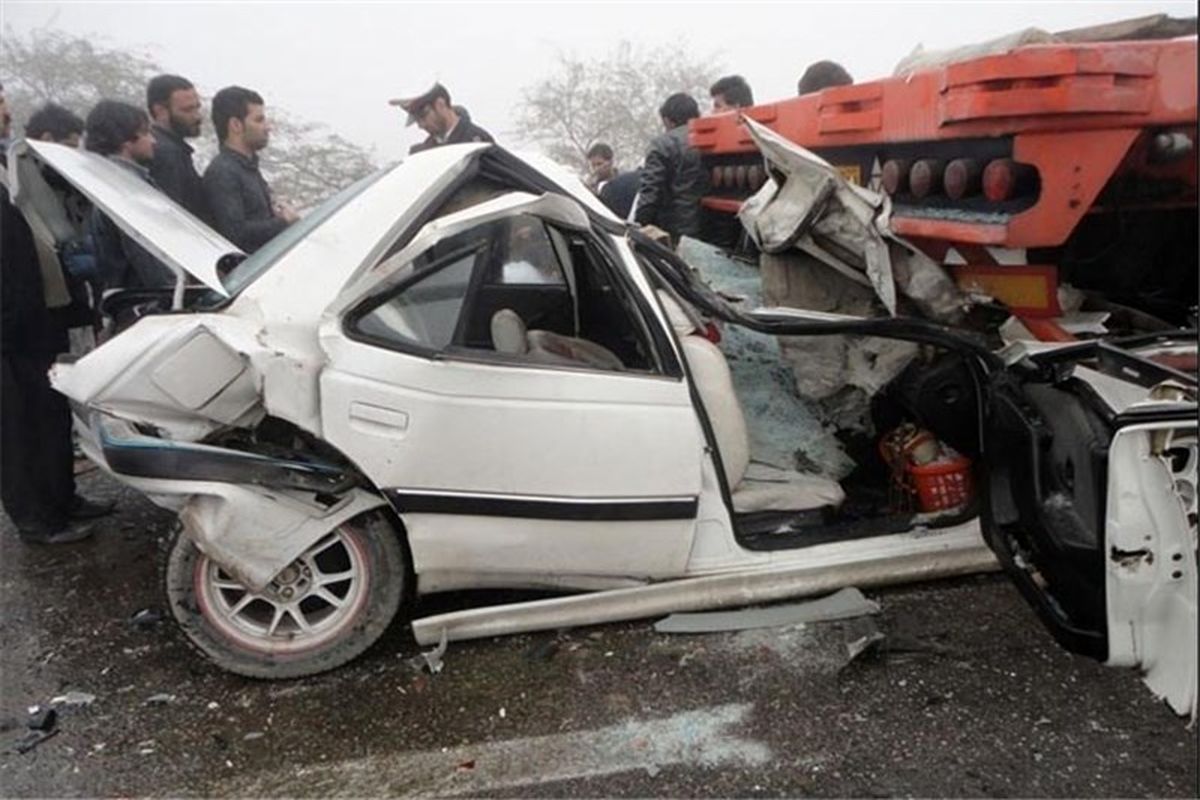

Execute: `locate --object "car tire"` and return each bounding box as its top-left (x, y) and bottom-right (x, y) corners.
top-left (162, 510), bottom-right (407, 679)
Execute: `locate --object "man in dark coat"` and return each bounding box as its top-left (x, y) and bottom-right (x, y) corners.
top-left (389, 83), bottom-right (493, 155)
top-left (84, 100), bottom-right (175, 294)
top-left (202, 86), bottom-right (296, 253)
top-left (1, 87), bottom-right (113, 544)
top-left (634, 93), bottom-right (708, 246)
top-left (600, 168), bottom-right (641, 221)
top-left (147, 74), bottom-right (212, 224)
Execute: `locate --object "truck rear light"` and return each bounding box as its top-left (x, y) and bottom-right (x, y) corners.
top-left (982, 158), bottom-right (1035, 202)
top-left (944, 158), bottom-right (982, 199)
top-left (881, 159), bottom-right (910, 194)
top-left (910, 159), bottom-right (945, 198)
top-left (747, 164), bottom-right (765, 190)
top-left (1151, 132), bottom-right (1193, 162)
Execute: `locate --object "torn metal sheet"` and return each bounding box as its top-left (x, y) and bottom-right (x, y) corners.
top-left (737, 118), bottom-right (965, 324)
top-left (653, 586), bottom-right (880, 633)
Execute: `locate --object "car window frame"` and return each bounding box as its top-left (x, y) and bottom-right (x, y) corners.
top-left (343, 215), bottom-right (682, 379)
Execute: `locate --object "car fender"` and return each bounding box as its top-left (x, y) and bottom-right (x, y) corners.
top-left (173, 483), bottom-right (388, 592)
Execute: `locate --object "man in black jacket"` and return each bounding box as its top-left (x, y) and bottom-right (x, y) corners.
top-left (203, 86), bottom-right (296, 253)
top-left (147, 74), bottom-right (212, 224)
top-left (390, 83), bottom-right (493, 155)
top-left (1, 87), bottom-right (113, 544)
top-left (635, 93), bottom-right (708, 247)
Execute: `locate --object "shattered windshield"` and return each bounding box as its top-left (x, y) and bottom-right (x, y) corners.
top-left (220, 169), bottom-right (388, 296)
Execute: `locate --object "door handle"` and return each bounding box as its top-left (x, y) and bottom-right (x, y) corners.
top-left (349, 401), bottom-right (409, 437)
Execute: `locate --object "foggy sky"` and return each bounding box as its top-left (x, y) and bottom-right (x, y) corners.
top-left (3, 0), bottom-right (1195, 164)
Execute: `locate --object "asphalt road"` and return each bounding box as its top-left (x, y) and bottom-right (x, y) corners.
top-left (1, 470), bottom-right (1195, 797)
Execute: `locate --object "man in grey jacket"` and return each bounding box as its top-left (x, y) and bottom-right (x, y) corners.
top-left (634, 93), bottom-right (708, 247)
top-left (202, 86), bottom-right (296, 253)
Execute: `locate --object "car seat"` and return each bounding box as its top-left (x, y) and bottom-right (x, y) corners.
top-left (490, 309), bottom-right (624, 370)
top-left (657, 292), bottom-right (845, 513)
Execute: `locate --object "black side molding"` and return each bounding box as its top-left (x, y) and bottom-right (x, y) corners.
top-left (385, 490), bottom-right (698, 521)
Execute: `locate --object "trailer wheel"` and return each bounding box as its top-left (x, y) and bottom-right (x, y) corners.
top-left (162, 512), bottom-right (406, 679)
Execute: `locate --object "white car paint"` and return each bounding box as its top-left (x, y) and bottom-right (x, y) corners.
top-left (1104, 421), bottom-right (1198, 721)
top-left (13, 140), bottom-right (238, 297)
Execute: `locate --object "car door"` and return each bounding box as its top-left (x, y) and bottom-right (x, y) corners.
top-left (319, 191), bottom-right (706, 593)
top-left (983, 341), bottom-right (1197, 719)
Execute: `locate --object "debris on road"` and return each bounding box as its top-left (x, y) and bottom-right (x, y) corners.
top-left (10, 728), bottom-right (58, 755)
top-left (7, 707), bottom-right (61, 755)
top-left (653, 587), bottom-right (880, 633)
top-left (523, 636), bottom-right (559, 662)
top-left (408, 628), bottom-right (448, 675)
top-left (128, 607), bottom-right (164, 630)
top-left (26, 707), bottom-right (57, 731)
top-left (144, 693), bottom-right (176, 706)
top-left (845, 626), bottom-right (887, 664)
top-left (50, 691), bottom-right (96, 707)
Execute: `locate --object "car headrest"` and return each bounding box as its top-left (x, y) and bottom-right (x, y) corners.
top-left (491, 309), bottom-right (528, 355)
top-left (656, 290), bottom-right (699, 336)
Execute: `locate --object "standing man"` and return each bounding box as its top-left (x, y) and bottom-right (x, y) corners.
top-left (709, 75), bottom-right (755, 112)
top-left (585, 143), bottom-right (617, 192)
top-left (2, 86), bottom-right (113, 544)
top-left (635, 93), bottom-right (708, 247)
top-left (203, 86), bottom-right (296, 253)
top-left (26, 104), bottom-right (99, 327)
top-left (25, 103), bottom-right (85, 147)
top-left (85, 100), bottom-right (175, 294)
top-left (0, 83), bottom-right (10, 150)
top-left (389, 82), bottom-right (493, 155)
top-left (798, 61), bottom-right (854, 95)
top-left (147, 74), bottom-right (211, 223)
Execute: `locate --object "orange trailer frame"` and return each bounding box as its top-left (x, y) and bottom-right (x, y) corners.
top-left (690, 37), bottom-right (1197, 337)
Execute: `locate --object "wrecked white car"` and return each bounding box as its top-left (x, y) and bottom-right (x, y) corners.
top-left (9, 138), bottom-right (1196, 719)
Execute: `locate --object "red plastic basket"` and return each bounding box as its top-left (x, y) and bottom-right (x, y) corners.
top-left (907, 455), bottom-right (973, 512)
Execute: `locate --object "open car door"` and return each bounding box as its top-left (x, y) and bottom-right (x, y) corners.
top-left (318, 190), bottom-right (706, 594)
top-left (634, 225), bottom-right (1197, 719)
top-left (983, 336), bottom-right (1198, 720)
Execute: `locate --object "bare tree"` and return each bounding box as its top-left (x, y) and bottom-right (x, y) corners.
top-left (0, 25), bottom-right (377, 209)
top-left (514, 41), bottom-right (721, 174)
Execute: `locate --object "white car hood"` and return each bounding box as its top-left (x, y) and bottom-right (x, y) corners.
top-left (11, 139), bottom-right (239, 295)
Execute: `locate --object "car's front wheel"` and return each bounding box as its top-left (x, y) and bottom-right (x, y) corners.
top-left (163, 511), bottom-right (406, 679)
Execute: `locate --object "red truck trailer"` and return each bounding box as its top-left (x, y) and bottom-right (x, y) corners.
top-left (691, 30), bottom-right (1198, 336)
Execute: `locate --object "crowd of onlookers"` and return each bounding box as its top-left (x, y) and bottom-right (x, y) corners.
top-left (0, 59), bottom-right (852, 545)
top-left (581, 61), bottom-right (853, 247)
top-left (0, 75), bottom-right (300, 544)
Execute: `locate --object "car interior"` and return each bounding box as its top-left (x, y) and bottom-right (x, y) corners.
top-left (353, 213), bottom-right (661, 374)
